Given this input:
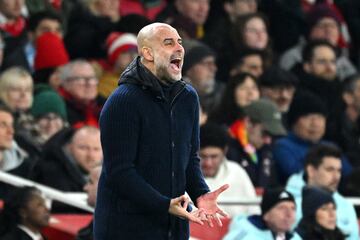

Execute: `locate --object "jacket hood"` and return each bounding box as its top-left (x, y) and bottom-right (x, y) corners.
top-left (1, 141), bottom-right (27, 171)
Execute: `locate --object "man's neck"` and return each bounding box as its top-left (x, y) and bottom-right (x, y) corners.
top-left (345, 106), bottom-right (359, 122)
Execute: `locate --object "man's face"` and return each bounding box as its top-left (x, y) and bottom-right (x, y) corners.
top-left (232, 54), bottom-right (263, 78)
top-left (343, 79), bottom-right (360, 111)
top-left (0, 0), bottom-right (23, 19)
top-left (83, 167), bottom-right (101, 207)
top-left (307, 156), bottom-right (341, 192)
top-left (263, 201), bottom-right (296, 233)
top-left (246, 120), bottom-right (265, 149)
top-left (199, 146), bottom-right (225, 177)
top-left (68, 129), bottom-right (102, 173)
top-left (63, 63), bottom-right (98, 104)
top-left (293, 114), bottom-right (326, 143)
top-left (21, 192), bottom-right (50, 228)
top-left (310, 17), bottom-right (339, 46)
top-left (33, 19), bottom-right (63, 40)
top-left (152, 26), bottom-right (185, 82)
top-left (114, 50), bottom-right (138, 73)
top-left (186, 56), bottom-right (217, 95)
top-left (304, 45), bottom-right (337, 81)
top-left (175, 0), bottom-right (210, 25)
top-left (261, 86), bottom-right (295, 112)
top-left (0, 111), bottom-right (14, 150)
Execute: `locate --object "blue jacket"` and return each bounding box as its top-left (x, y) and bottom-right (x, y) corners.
top-left (286, 172), bottom-right (359, 240)
top-left (94, 57), bottom-right (210, 239)
top-left (223, 215), bottom-right (300, 240)
top-left (273, 133), bottom-right (352, 183)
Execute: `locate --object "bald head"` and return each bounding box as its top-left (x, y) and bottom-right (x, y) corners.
top-left (137, 23), bottom-right (177, 55)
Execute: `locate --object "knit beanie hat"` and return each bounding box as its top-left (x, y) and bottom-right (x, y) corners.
top-left (287, 90), bottom-right (328, 128)
top-left (31, 90), bottom-right (67, 120)
top-left (307, 3), bottom-right (341, 30)
top-left (302, 186), bottom-right (335, 219)
top-left (183, 43), bottom-right (215, 74)
top-left (200, 123), bottom-right (230, 149)
top-left (34, 32), bottom-right (69, 71)
top-left (261, 188), bottom-right (295, 216)
top-left (106, 32), bottom-right (137, 66)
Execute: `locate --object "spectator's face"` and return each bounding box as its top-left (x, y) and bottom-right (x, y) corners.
top-left (235, 76), bottom-right (260, 107)
top-left (199, 146), bottom-right (225, 177)
top-left (310, 17), bottom-right (339, 46)
top-left (186, 56), bottom-right (217, 95)
top-left (0, 111), bottom-right (14, 150)
top-left (94, 0), bottom-right (119, 20)
top-left (225, 0), bottom-right (257, 18)
top-left (6, 76), bottom-right (33, 111)
top-left (231, 54), bottom-right (263, 78)
top-left (263, 201), bottom-right (296, 233)
top-left (292, 114), bottom-right (326, 143)
top-left (315, 202), bottom-right (337, 230)
top-left (151, 26), bottom-right (184, 81)
top-left (261, 86), bottom-right (295, 112)
top-left (0, 0), bottom-right (23, 20)
top-left (304, 45), bottom-right (337, 81)
top-left (343, 79), bottom-right (360, 111)
top-left (307, 156), bottom-right (341, 192)
top-left (114, 50), bottom-right (138, 73)
top-left (64, 63), bottom-right (98, 104)
top-left (246, 120), bottom-right (265, 149)
top-left (175, 0), bottom-right (210, 25)
top-left (68, 129), bottom-right (102, 173)
top-left (21, 192), bottom-right (50, 229)
top-left (83, 167), bottom-right (101, 207)
top-left (34, 19), bottom-right (63, 40)
top-left (243, 17), bottom-right (268, 49)
top-left (36, 113), bottom-right (64, 142)
top-left (199, 105), bottom-right (208, 126)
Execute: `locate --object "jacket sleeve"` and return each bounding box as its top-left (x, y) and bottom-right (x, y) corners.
top-left (99, 88), bottom-right (170, 214)
top-left (185, 94), bottom-right (210, 203)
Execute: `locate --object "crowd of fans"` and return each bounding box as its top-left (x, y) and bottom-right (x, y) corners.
top-left (0, 0), bottom-right (360, 239)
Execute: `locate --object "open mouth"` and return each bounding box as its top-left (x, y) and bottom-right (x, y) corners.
top-left (170, 58), bottom-right (182, 71)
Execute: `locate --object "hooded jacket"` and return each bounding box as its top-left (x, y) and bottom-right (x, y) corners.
top-left (94, 57), bottom-right (209, 239)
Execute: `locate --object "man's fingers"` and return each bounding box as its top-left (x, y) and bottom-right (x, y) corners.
top-left (214, 184), bottom-right (229, 196)
top-left (213, 214), bottom-right (223, 227)
top-left (217, 208), bottom-right (228, 218)
top-left (186, 212), bottom-right (204, 225)
top-left (182, 197), bottom-right (189, 210)
top-left (174, 195), bottom-right (187, 205)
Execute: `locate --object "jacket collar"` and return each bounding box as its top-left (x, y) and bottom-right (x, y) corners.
top-left (248, 215), bottom-right (294, 240)
top-left (119, 57), bottom-right (186, 102)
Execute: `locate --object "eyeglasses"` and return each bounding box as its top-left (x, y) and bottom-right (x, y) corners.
top-left (67, 76), bottom-right (98, 85)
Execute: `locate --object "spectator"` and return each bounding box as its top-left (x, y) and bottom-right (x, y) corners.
top-left (279, 2), bottom-right (356, 81)
top-left (32, 126), bottom-right (102, 194)
top-left (227, 99), bottom-right (285, 187)
top-left (76, 166), bottom-right (102, 240)
top-left (0, 104), bottom-right (34, 198)
top-left (224, 188), bottom-right (298, 240)
top-left (296, 186), bottom-right (347, 240)
top-left (156, 0), bottom-right (210, 40)
top-left (183, 41), bottom-right (224, 113)
top-left (97, 32), bottom-right (138, 98)
top-left (0, 0), bottom-right (26, 38)
top-left (286, 144), bottom-right (358, 240)
top-left (2, 10), bottom-right (63, 72)
top-left (229, 48), bottom-right (265, 78)
top-left (0, 187), bottom-right (50, 239)
top-left (58, 60), bottom-right (105, 128)
top-left (200, 123), bottom-right (259, 216)
top-left (64, 0), bottom-right (119, 59)
top-left (32, 31), bottom-right (69, 90)
top-left (259, 67), bottom-right (298, 129)
top-left (293, 40), bottom-right (343, 112)
top-left (273, 91), bottom-right (352, 183)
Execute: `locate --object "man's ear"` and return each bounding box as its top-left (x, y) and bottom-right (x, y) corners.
top-left (343, 92), bottom-right (354, 106)
top-left (141, 47), bottom-right (154, 62)
top-left (306, 165), bottom-right (316, 181)
top-left (303, 62), bottom-right (311, 73)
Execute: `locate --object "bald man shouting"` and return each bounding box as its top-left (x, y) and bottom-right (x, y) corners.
top-left (94, 23), bottom-right (228, 239)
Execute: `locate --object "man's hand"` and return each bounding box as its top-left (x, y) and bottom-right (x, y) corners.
top-left (168, 195), bottom-right (204, 225)
top-left (196, 184), bottom-right (229, 227)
